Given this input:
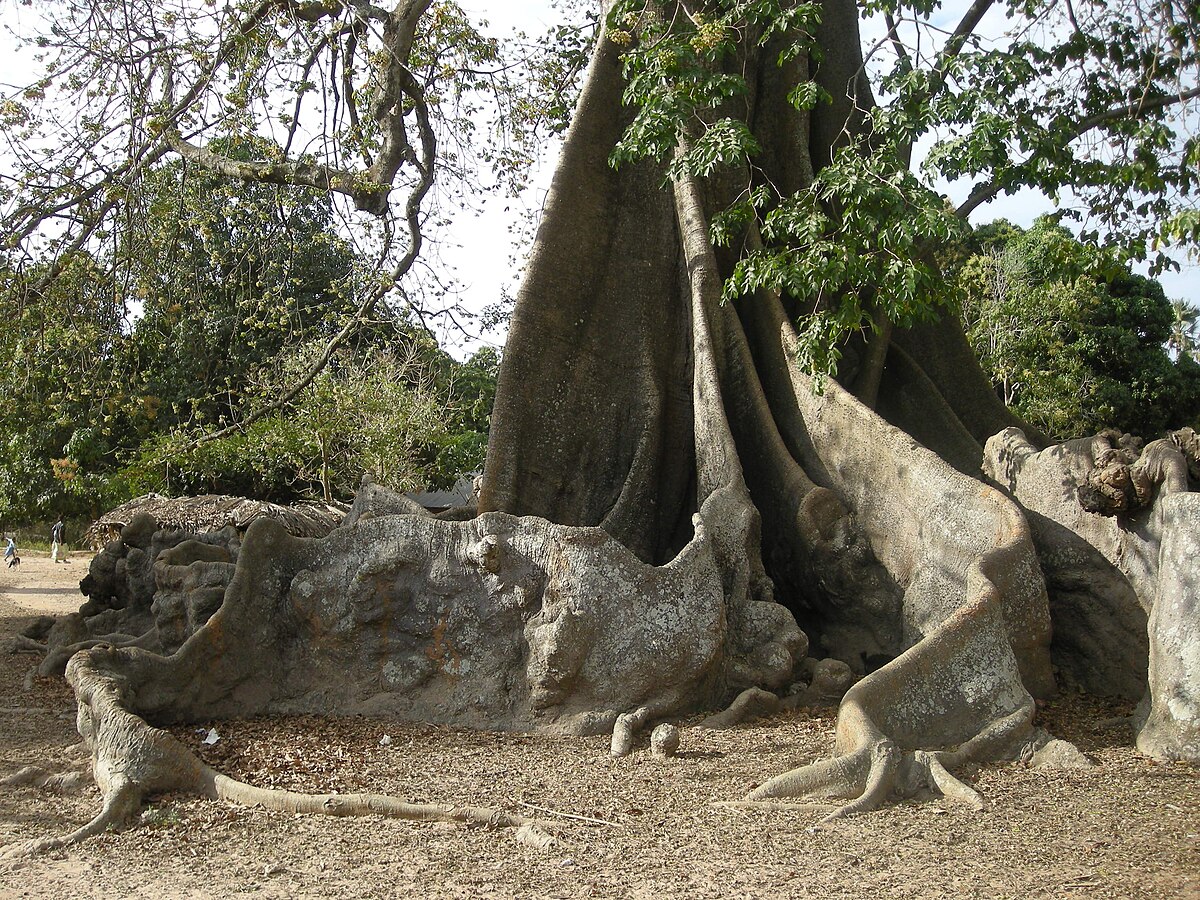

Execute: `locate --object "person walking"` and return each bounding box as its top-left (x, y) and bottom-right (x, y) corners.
top-left (50, 518), bottom-right (64, 563)
top-left (3, 536), bottom-right (15, 566)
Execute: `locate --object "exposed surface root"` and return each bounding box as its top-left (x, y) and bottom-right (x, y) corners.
top-left (822, 739), bottom-right (901, 821)
top-left (698, 687), bottom-right (780, 730)
top-left (740, 739), bottom-right (989, 823)
top-left (610, 706), bottom-right (654, 757)
top-left (608, 687), bottom-right (698, 757)
top-left (743, 705), bottom-right (1041, 821)
top-left (9, 636), bottom-right (47, 655)
top-left (2, 647), bottom-right (558, 859)
top-left (918, 752), bottom-right (986, 810)
top-left (2, 777), bottom-right (141, 859)
top-left (746, 747), bottom-right (870, 805)
top-left (513, 823), bottom-right (559, 851)
top-left (204, 770), bottom-right (558, 849)
top-left (205, 768), bottom-right (548, 831)
top-left (20, 617), bottom-right (56, 642)
top-left (1, 764), bottom-right (90, 792)
top-left (38, 630), bottom-right (156, 678)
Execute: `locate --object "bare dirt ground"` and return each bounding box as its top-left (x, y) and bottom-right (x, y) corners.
top-left (0, 554), bottom-right (1198, 899)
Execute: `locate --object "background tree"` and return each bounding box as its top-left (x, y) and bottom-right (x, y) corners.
top-left (120, 337), bottom-right (495, 503)
top-left (955, 218), bottom-right (1200, 438)
top-left (0, 149), bottom-right (499, 527)
top-left (119, 145), bottom-right (360, 433)
top-left (0, 253), bottom-right (136, 524)
top-left (0, 0), bottom-right (590, 533)
top-left (0, 0), bottom-right (594, 443)
top-left (1169, 298), bottom-right (1200, 361)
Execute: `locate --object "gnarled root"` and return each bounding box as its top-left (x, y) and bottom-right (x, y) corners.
top-left (38, 630), bottom-right (157, 678)
top-left (914, 752), bottom-right (985, 810)
top-left (610, 692), bottom-right (691, 757)
top-left (3, 777), bottom-right (143, 860)
top-left (1171, 427), bottom-right (1200, 482)
top-left (740, 739), bottom-right (985, 824)
top-left (1, 764), bottom-right (90, 793)
top-left (744, 746), bottom-right (871, 815)
top-left (610, 705), bottom-right (655, 757)
top-left (822, 739), bottom-right (901, 821)
top-left (9, 635), bottom-right (48, 655)
top-left (1079, 432), bottom-right (1189, 516)
top-left (204, 769), bottom-right (542, 829)
top-left (2, 647), bottom-right (557, 859)
top-left (1, 745), bottom-right (91, 798)
top-left (783, 659), bottom-right (858, 709)
top-left (10, 618), bottom-right (56, 655)
top-left (698, 687), bottom-right (780, 730)
top-left (741, 702), bottom-right (1040, 823)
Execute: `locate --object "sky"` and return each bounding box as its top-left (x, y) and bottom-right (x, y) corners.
top-left (0, 0), bottom-right (1196, 359)
top-left (433, 2), bottom-right (572, 355)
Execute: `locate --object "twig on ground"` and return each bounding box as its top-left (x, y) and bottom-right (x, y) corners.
top-left (515, 800), bottom-right (618, 827)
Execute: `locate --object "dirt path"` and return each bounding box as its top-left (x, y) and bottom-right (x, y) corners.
top-left (0, 555), bottom-right (1198, 898)
top-left (0, 552), bottom-right (92, 618)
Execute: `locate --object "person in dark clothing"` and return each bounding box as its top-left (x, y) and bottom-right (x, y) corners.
top-left (51, 519), bottom-right (64, 563)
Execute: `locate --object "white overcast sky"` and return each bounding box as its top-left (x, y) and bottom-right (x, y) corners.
top-left (0, 0), bottom-right (1196, 358)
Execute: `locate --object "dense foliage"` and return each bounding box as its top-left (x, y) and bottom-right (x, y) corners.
top-left (606, 0), bottom-right (1199, 380)
top-left (0, 0), bottom-right (589, 530)
top-left (0, 171), bottom-right (498, 528)
top-left (0, 1), bottom-right (591, 530)
top-left (955, 219), bottom-right (1200, 439)
top-left (0, 250), bottom-right (136, 521)
top-left (121, 341), bottom-right (498, 504)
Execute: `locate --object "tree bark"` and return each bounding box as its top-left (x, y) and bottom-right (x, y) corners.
top-left (19, 0), bottom-right (1198, 853)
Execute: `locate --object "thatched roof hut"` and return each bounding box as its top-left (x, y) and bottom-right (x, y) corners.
top-left (86, 493), bottom-right (349, 549)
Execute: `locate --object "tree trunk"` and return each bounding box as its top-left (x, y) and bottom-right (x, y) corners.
top-left (20, 0), bottom-right (1199, 852)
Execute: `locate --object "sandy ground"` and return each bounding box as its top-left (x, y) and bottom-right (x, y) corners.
top-left (0, 553), bottom-right (1198, 899)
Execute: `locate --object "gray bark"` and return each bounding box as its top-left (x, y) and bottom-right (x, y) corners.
top-left (985, 428), bottom-right (1200, 757)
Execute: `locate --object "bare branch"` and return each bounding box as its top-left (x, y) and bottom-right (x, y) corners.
top-left (175, 9), bottom-right (438, 451)
top-left (956, 85), bottom-right (1200, 220)
top-left (1072, 84), bottom-right (1200, 137)
top-left (166, 132), bottom-right (388, 210)
top-left (884, 12), bottom-right (913, 77)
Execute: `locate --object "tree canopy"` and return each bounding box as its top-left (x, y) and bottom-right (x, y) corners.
top-left (604, 0), bottom-right (1200, 382)
top-left (955, 218), bottom-right (1200, 439)
top-left (0, 0), bottom-right (595, 464)
top-left (0, 168), bottom-right (498, 527)
top-left (2, 0), bottom-right (1195, 313)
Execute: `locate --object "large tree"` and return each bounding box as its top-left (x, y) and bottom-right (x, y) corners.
top-left (5, 0), bottom-right (1200, 856)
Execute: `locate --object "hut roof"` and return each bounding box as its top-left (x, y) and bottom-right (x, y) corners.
top-left (88, 493), bottom-right (349, 544)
